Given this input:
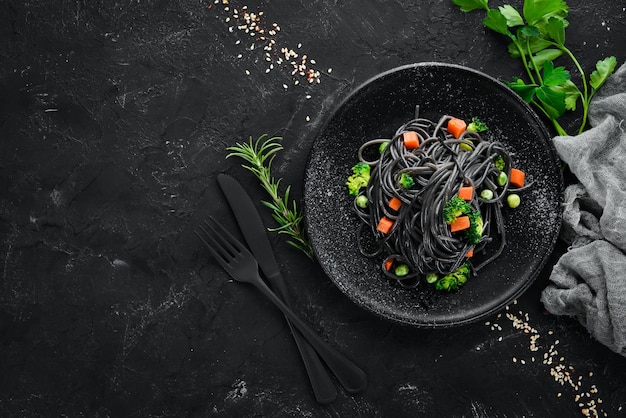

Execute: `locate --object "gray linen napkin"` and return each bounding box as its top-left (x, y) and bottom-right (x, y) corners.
top-left (540, 62), bottom-right (626, 357)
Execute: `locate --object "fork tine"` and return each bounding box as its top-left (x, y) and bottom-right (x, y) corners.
top-left (194, 226), bottom-right (230, 267)
top-left (205, 217), bottom-right (249, 257)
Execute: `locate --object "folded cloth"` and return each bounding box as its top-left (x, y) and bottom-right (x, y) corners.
top-left (540, 62), bottom-right (626, 357)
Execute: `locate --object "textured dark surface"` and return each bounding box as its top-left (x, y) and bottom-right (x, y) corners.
top-left (1, 1), bottom-right (626, 417)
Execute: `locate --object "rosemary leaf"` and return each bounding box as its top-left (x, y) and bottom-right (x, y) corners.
top-left (226, 134), bottom-right (314, 259)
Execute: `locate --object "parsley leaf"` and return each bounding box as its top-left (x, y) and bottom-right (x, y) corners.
top-left (452, 0), bottom-right (489, 12)
top-left (536, 85), bottom-right (566, 119)
top-left (532, 49), bottom-right (564, 69)
top-left (498, 5), bottom-right (524, 27)
top-left (523, 0), bottom-right (569, 27)
top-left (542, 61), bottom-right (570, 86)
top-left (545, 16), bottom-right (566, 45)
top-left (561, 80), bottom-right (581, 111)
top-left (483, 9), bottom-right (510, 36)
top-left (507, 78), bottom-right (538, 103)
top-left (590, 56), bottom-right (617, 90)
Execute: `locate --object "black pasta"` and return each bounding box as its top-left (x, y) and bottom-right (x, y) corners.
top-left (352, 109), bottom-right (530, 289)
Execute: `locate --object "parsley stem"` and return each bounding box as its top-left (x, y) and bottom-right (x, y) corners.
top-left (532, 100), bottom-right (568, 136)
top-left (514, 39), bottom-right (537, 85)
top-left (525, 38), bottom-right (543, 85)
top-left (552, 42), bottom-right (590, 134)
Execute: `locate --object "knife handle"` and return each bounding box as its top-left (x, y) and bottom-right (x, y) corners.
top-left (267, 275), bottom-right (337, 403)
top-left (251, 275), bottom-right (368, 394)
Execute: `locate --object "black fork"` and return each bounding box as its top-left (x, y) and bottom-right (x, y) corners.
top-left (195, 217), bottom-right (367, 394)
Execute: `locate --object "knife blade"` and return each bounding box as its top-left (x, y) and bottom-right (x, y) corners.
top-left (216, 173), bottom-right (337, 403)
top-left (217, 173), bottom-right (367, 397)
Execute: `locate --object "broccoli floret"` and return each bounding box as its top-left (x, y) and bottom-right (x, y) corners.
top-left (398, 173), bottom-right (415, 189)
top-left (493, 154), bottom-right (505, 171)
top-left (434, 263), bottom-right (471, 291)
top-left (465, 209), bottom-right (484, 245)
top-left (467, 117), bottom-right (488, 133)
top-left (442, 196), bottom-right (472, 224)
top-left (346, 162), bottom-right (371, 196)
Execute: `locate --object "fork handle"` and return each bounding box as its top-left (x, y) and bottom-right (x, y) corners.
top-left (267, 275), bottom-right (337, 403)
top-left (251, 275), bottom-right (368, 394)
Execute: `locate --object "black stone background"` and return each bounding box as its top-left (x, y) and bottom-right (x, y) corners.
top-left (1, 0), bottom-right (626, 417)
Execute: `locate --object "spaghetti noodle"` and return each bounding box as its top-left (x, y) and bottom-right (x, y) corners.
top-left (349, 106), bottom-right (530, 290)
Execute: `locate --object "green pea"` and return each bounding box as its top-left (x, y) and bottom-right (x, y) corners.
top-left (459, 142), bottom-right (473, 151)
top-left (395, 264), bottom-right (410, 277)
top-left (425, 273), bottom-right (439, 284)
top-left (355, 195), bottom-right (368, 208)
top-left (507, 193), bottom-right (521, 208)
top-left (480, 189), bottom-right (494, 200)
top-left (497, 172), bottom-right (508, 187)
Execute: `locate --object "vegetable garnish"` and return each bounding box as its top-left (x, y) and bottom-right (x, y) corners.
top-left (447, 117), bottom-right (467, 139)
top-left (398, 172), bottom-right (415, 189)
top-left (226, 135), bottom-right (313, 259)
top-left (377, 216), bottom-right (394, 234)
top-left (403, 131), bottom-right (420, 149)
top-left (507, 193), bottom-right (521, 208)
top-left (433, 263), bottom-right (471, 291)
top-left (450, 215), bottom-right (471, 233)
top-left (443, 195), bottom-right (472, 224)
top-left (509, 168), bottom-right (525, 188)
top-left (384, 258), bottom-right (394, 271)
top-left (346, 162), bottom-right (371, 196)
top-left (388, 196), bottom-right (403, 211)
top-left (452, 0), bottom-right (617, 136)
top-left (467, 117), bottom-right (489, 133)
top-left (458, 185), bottom-right (474, 201)
top-left (355, 195), bottom-right (369, 209)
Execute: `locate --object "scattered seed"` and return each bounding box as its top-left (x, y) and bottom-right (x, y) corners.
top-left (485, 307), bottom-right (607, 417)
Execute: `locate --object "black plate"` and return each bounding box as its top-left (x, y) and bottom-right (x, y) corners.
top-left (303, 62), bottom-right (563, 327)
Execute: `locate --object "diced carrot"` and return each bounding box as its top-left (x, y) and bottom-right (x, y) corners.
top-left (388, 196), bottom-right (402, 211)
top-left (466, 248), bottom-right (474, 258)
top-left (510, 168), bottom-right (525, 188)
top-left (449, 215), bottom-right (470, 232)
top-left (403, 131), bottom-right (420, 149)
top-left (458, 186), bottom-right (473, 201)
top-left (377, 216), bottom-right (394, 234)
top-left (384, 258), bottom-right (393, 271)
top-left (447, 117), bottom-right (467, 139)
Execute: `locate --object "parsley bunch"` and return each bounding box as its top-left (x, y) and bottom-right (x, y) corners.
top-left (453, 0), bottom-right (617, 136)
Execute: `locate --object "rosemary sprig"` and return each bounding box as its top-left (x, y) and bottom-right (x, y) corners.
top-left (226, 134), bottom-right (314, 259)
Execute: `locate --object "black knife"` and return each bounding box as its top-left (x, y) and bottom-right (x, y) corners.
top-left (217, 173), bottom-right (367, 399)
